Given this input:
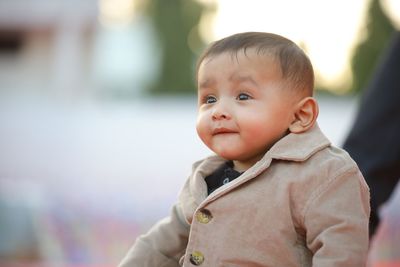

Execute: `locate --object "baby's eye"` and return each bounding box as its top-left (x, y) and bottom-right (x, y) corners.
top-left (237, 93), bottom-right (252, 101)
top-left (205, 95), bottom-right (217, 104)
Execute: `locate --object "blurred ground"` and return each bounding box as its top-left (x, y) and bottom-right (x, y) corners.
top-left (0, 92), bottom-right (357, 265)
top-left (0, 93), bottom-right (399, 266)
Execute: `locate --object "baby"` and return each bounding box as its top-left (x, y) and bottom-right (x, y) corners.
top-left (119, 32), bottom-right (370, 267)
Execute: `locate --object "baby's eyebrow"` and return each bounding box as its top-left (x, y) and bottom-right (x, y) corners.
top-left (198, 78), bottom-right (215, 89)
top-left (229, 74), bottom-right (258, 87)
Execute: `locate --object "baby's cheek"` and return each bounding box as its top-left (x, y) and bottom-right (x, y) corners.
top-left (241, 121), bottom-right (275, 146)
top-left (241, 118), bottom-right (267, 136)
top-left (195, 113), bottom-right (205, 132)
top-left (196, 118), bottom-right (210, 144)
top-left (246, 130), bottom-right (270, 145)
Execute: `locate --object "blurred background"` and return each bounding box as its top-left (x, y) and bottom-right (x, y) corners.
top-left (0, 0), bottom-right (399, 266)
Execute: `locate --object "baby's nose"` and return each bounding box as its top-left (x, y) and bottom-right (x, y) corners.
top-left (211, 103), bottom-right (231, 120)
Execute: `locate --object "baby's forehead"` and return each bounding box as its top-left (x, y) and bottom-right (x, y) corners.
top-left (200, 49), bottom-right (281, 71)
top-left (197, 55), bottom-right (289, 92)
top-left (199, 49), bottom-right (283, 79)
top-left (218, 47), bottom-right (278, 62)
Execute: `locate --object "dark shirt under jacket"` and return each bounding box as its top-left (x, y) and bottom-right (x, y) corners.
top-left (205, 161), bottom-right (242, 195)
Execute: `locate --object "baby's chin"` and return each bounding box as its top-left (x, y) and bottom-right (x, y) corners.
top-left (216, 147), bottom-right (269, 166)
top-left (210, 149), bottom-right (245, 162)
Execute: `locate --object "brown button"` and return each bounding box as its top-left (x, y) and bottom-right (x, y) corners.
top-left (195, 209), bottom-right (213, 224)
top-left (190, 251), bottom-right (204, 265)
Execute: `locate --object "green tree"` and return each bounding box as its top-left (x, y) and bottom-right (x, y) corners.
top-left (351, 0), bottom-right (394, 92)
top-left (146, 0), bottom-right (206, 95)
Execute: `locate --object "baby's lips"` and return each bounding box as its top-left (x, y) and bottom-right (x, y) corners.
top-left (212, 127), bottom-right (237, 135)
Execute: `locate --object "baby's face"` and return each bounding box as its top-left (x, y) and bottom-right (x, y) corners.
top-left (196, 49), bottom-right (299, 171)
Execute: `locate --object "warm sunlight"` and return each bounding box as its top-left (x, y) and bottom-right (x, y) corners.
top-left (99, 0), bottom-right (136, 25)
top-left (200, 0), bottom-right (369, 92)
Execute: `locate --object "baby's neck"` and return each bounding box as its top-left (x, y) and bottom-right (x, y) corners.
top-left (232, 160), bottom-right (252, 173)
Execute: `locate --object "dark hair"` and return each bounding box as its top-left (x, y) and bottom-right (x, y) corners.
top-left (197, 32), bottom-right (314, 95)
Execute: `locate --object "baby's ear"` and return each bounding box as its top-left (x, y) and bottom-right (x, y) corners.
top-left (289, 97), bottom-right (319, 134)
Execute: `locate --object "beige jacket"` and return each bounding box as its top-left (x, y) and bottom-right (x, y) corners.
top-left (119, 125), bottom-right (370, 267)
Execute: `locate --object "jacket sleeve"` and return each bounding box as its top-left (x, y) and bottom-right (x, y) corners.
top-left (304, 166), bottom-right (370, 266)
top-left (118, 203), bottom-right (190, 267)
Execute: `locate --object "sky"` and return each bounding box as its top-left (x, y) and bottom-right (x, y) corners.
top-left (199, 0), bottom-right (399, 92)
top-left (200, 0), bottom-right (368, 91)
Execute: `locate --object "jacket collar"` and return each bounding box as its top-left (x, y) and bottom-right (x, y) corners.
top-left (195, 123), bottom-right (331, 179)
top-left (267, 123), bottom-right (331, 162)
top-left (181, 124), bottom-right (331, 219)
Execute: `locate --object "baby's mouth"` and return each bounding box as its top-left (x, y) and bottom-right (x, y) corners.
top-left (212, 127), bottom-right (237, 136)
